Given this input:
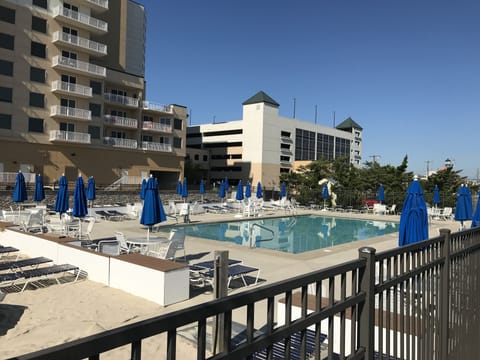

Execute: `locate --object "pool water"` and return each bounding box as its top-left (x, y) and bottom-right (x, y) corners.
top-left (163, 215), bottom-right (400, 254)
top-left (162, 215), bottom-right (399, 254)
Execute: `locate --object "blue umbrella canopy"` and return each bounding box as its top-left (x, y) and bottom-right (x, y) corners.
top-left (33, 174), bottom-right (45, 202)
top-left (256, 182), bottom-right (263, 199)
top-left (322, 183), bottom-right (329, 199)
top-left (454, 184), bottom-right (473, 228)
top-left (181, 177), bottom-right (188, 201)
top-left (245, 181), bottom-right (252, 198)
top-left (12, 171), bottom-right (28, 203)
top-left (280, 182), bottom-right (287, 198)
top-left (224, 177), bottom-right (229, 190)
top-left (377, 184), bottom-right (385, 203)
top-left (140, 178), bottom-right (147, 200)
top-left (471, 191), bottom-right (480, 228)
top-left (140, 176), bottom-right (166, 227)
top-left (432, 185), bottom-right (440, 207)
top-left (72, 175), bottom-right (88, 218)
top-left (398, 179), bottom-right (429, 246)
top-left (218, 180), bottom-right (226, 200)
top-left (54, 174), bottom-right (69, 216)
top-left (87, 176), bottom-right (96, 201)
top-left (236, 180), bottom-right (244, 201)
top-left (176, 180), bottom-right (183, 196)
top-left (199, 179), bottom-right (205, 195)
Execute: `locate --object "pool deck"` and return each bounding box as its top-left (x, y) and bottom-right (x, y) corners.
top-left (91, 206), bottom-right (459, 301)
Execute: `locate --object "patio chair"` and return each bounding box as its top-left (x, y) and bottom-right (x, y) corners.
top-left (145, 240), bottom-right (178, 261)
top-left (78, 217), bottom-right (95, 241)
top-left (97, 240), bottom-right (121, 255)
top-left (21, 209), bottom-right (45, 233)
top-left (114, 231), bottom-right (138, 253)
top-left (386, 204), bottom-right (397, 215)
top-left (440, 207), bottom-right (453, 220)
top-left (196, 263), bottom-right (260, 289)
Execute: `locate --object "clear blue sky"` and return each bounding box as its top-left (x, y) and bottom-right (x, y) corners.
top-left (138, 0), bottom-right (480, 179)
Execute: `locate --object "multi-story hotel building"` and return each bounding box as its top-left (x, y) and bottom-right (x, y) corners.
top-left (0, 0), bottom-right (187, 187)
top-left (187, 91), bottom-right (363, 190)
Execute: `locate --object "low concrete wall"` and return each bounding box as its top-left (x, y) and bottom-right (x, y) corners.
top-left (0, 226), bottom-right (189, 306)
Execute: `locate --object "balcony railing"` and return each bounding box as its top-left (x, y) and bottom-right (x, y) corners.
top-left (85, 0), bottom-right (109, 10)
top-left (142, 101), bottom-right (174, 113)
top-left (142, 121), bottom-right (172, 133)
top-left (51, 80), bottom-right (92, 98)
top-left (52, 31), bottom-right (107, 56)
top-left (49, 130), bottom-right (91, 144)
top-left (141, 141), bottom-right (172, 152)
top-left (50, 105), bottom-right (91, 121)
top-left (104, 93), bottom-right (139, 108)
top-left (104, 115), bottom-right (137, 128)
top-left (52, 55), bottom-right (106, 78)
top-left (53, 6), bottom-right (108, 33)
top-left (103, 137), bottom-right (137, 149)
top-left (280, 136), bottom-right (293, 143)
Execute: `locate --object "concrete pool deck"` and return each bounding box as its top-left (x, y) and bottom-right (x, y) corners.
top-left (0, 206), bottom-right (461, 358)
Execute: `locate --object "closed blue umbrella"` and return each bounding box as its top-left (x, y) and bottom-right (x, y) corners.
top-left (33, 174), bottom-right (45, 203)
top-left (140, 176), bottom-right (166, 241)
top-left (398, 178), bottom-right (429, 246)
top-left (377, 184), bottom-right (385, 204)
top-left (245, 181), bottom-right (252, 199)
top-left (256, 182), bottom-right (263, 199)
top-left (176, 180), bottom-right (183, 198)
top-left (87, 176), bottom-right (96, 216)
top-left (454, 184), bottom-right (473, 229)
top-left (54, 174), bottom-right (69, 217)
top-left (432, 185), bottom-right (440, 208)
top-left (322, 183), bottom-right (329, 210)
top-left (199, 179), bottom-right (205, 203)
top-left (73, 175), bottom-right (88, 237)
top-left (13, 171), bottom-right (28, 203)
top-left (140, 178), bottom-right (147, 200)
top-left (280, 182), bottom-right (287, 198)
top-left (236, 180), bottom-right (244, 201)
top-left (182, 178), bottom-right (188, 202)
top-left (471, 191), bottom-right (480, 228)
top-left (218, 180), bottom-right (226, 200)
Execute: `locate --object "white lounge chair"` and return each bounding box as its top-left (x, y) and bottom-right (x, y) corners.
top-left (146, 240), bottom-right (179, 261)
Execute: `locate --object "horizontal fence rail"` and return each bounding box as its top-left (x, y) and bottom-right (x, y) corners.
top-left (13, 228), bottom-right (480, 360)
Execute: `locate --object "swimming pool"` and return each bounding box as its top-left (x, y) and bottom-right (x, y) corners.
top-left (163, 215), bottom-right (400, 254)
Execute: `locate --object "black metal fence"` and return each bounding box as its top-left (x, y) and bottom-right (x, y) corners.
top-left (13, 228), bottom-right (480, 360)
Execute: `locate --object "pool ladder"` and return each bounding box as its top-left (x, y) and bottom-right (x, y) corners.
top-left (248, 223), bottom-right (275, 248)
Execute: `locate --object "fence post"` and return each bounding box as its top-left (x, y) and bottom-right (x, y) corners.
top-left (358, 246), bottom-right (376, 359)
top-left (212, 250), bottom-right (229, 354)
top-left (439, 228), bottom-right (451, 360)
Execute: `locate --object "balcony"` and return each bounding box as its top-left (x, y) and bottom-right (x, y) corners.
top-left (104, 115), bottom-right (138, 129)
top-left (50, 105), bottom-right (92, 121)
top-left (52, 55), bottom-right (106, 78)
top-left (85, 0), bottom-right (109, 11)
top-left (103, 137), bottom-right (137, 149)
top-left (104, 93), bottom-right (139, 108)
top-left (142, 101), bottom-right (174, 114)
top-left (49, 130), bottom-right (91, 144)
top-left (280, 148), bottom-right (292, 155)
top-left (51, 80), bottom-right (92, 98)
top-left (52, 31), bottom-right (107, 56)
top-left (53, 6), bottom-right (108, 34)
top-left (280, 136), bottom-right (293, 143)
top-left (280, 161), bottom-right (292, 167)
top-left (141, 141), bottom-right (172, 153)
top-left (142, 121), bottom-right (172, 133)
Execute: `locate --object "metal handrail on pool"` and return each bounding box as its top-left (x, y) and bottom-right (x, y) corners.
top-left (249, 223), bottom-right (274, 248)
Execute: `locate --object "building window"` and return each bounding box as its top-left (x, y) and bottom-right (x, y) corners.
top-left (0, 6), bottom-right (15, 24)
top-left (31, 41), bottom-right (46, 58)
top-left (0, 114), bottom-right (12, 129)
top-left (112, 131), bottom-right (126, 139)
top-left (89, 103), bottom-right (101, 117)
top-left (32, 0), bottom-right (48, 9)
top-left (30, 67), bottom-right (45, 83)
top-left (88, 125), bottom-right (100, 139)
top-left (173, 137), bottom-right (182, 148)
top-left (173, 118), bottom-right (182, 130)
top-left (0, 87), bottom-right (12, 103)
top-left (335, 137), bottom-right (351, 159)
top-left (28, 117), bottom-right (43, 133)
top-left (60, 122), bottom-right (74, 132)
top-left (0, 60), bottom-right (13, 76)
top-left (0, 33), bottom-right (14, 50)
top-left (194, 154), bottom-right (199, 160)
top-left (29, 92), bottom-right (44, 108)
top-left (203, 155), bottom-right (208, 161)
top-left (90, 80), bottom-right (102, 95)
top-left (295, 128), bottom-right (315, 161)
top-left (32, 16), bottom-right (47, 33)
top-left (317, 133), bottom-right (334, 161)
top-left (142, 135), bottom-right (152, 142)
